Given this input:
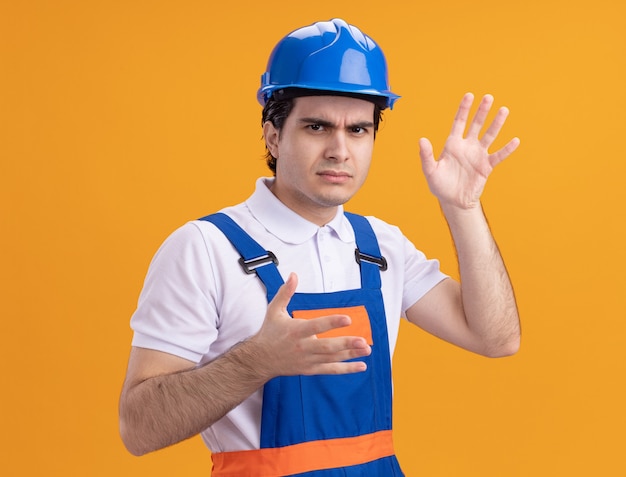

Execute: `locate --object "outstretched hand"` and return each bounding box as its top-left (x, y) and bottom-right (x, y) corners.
top-left (419, 93), bottom-right (520, 210)
top-left (251, 273), bottom-right (371, 378)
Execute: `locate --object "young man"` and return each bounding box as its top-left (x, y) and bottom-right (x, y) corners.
top-left (119, 18), bottom-right (520, 476)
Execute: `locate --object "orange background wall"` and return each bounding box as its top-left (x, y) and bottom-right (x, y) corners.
top-left (2, 1), bottom-right (625, 475)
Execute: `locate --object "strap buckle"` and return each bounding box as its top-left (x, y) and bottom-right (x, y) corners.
top-left (354, 249), bottom-right (388, 271)
top-left (238, 251), bottom-right (279, 275)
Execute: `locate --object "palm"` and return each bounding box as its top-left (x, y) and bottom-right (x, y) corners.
top-left (419, 93), bottom-right (520, 209)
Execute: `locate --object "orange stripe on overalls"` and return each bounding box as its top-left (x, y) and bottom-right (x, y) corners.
top-left (211, 430), bottom-right (395, 477)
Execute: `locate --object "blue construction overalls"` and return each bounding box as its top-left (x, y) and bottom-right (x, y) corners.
top-left (200, 212), bottom-right (404, 477)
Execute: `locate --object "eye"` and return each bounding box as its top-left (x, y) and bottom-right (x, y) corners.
top-left (308, 124), bottom-right (324, 131)
top-left (351, 126), bottom-right (368, 135)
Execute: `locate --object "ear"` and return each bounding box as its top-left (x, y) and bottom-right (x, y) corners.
top-left (263, 121), bottom-right (280, 158)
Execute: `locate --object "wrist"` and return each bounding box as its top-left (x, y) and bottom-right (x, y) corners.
top-left (439, 200), bottom-right (493, 245)
top-left (227, 338), bottom-right (275, 384)
top-left (241, 334), bottom-right (281, 381)
top-left (439, 199), bottom-right (484, 220)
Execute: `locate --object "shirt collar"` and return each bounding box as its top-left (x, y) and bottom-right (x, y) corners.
top-left (245, 177), bottom-right (355, 245)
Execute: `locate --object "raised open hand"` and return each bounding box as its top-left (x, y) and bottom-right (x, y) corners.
top-left (419, 93), bottom-right (520, 210)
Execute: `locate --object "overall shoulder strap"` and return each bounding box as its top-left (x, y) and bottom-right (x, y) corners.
top-left (198, 212), bottom-right (284, 301)
top-left (344, 212), bottom-right (386, 289)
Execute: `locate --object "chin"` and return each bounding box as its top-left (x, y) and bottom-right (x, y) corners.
top-left (315, 192), bottom-right (353, 208)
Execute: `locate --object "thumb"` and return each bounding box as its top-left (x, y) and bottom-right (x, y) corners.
top-left (269, 272), bottom-right (298, 314)
top-left (418, 137), bottom-right (436, 176)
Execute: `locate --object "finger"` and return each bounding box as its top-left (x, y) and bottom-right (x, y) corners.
top-left (480, 106), bottom-right (510, 149)
top-left (418, 137), bottom-right (436, 175)
top-left (306, 335), bottom-right (371, 355)
top-left (268, 272), bottom-right (298, 314)
top-left (466, 94), bottom-right (494, 139)
top-left (306, 360), bottom-right (368, 375)
top-left (449, 92), bottom-right (474, 137)
top-left (488, 137), bottom-right (520, 167)
top-left (296, 335), bottom-right (371, 375)
top-left (296, 313), bottom-right (353, 338)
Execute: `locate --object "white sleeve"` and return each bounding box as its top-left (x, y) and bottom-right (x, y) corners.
top-left (367, 216), bottom-right (448, 317)
top-left (400, 234), bottom-right (448, 314)
top-left (130, 222), bottom-right (219, 363)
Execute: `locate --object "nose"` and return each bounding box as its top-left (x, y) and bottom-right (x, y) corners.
top-left (325, 131), bottom-right (350, 162)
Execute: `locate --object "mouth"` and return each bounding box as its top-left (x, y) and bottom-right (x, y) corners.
top-left (317, 170), bottom-right (352, 184)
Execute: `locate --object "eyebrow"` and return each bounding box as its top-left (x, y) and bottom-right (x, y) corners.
top-left (297, 117), bottom-right (375, 129)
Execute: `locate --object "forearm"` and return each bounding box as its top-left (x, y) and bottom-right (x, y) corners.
top-left (119, 340), bottom-right (270, 456)
top-left (441, 202), bottom-right (520, 357)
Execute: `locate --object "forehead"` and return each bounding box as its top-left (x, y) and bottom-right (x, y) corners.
top-left (290, 95), bottom-right (375, 121)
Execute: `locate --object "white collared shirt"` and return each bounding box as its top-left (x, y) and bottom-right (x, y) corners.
top-left (130, 177), bottom-right (447, 452)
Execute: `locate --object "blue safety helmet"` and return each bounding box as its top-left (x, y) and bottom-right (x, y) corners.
top-left (257, 18), bottom-right (400, 110)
